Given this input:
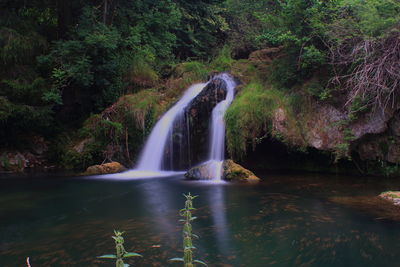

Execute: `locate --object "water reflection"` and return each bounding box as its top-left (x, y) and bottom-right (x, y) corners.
top-left (4, 174), bottom-right (400, 266)
top-left (207, 184), bottom-right (233, 257)
top-left (90, 170), bottom-right (184, 179)
top-left (136, 178), bottom-right (177, 240)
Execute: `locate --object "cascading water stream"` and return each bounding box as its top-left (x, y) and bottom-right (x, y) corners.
top-left (97, 74), bottom-right (235, 180)
top-left (207, 73), bottom-right (236, 180)
top-left (136, 83), bottom-right (207, 171)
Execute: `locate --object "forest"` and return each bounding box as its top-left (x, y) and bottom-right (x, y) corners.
top-left (1, 0), bottom-right (400, 175)
top-left (2, 1), bottom-right (400, 266)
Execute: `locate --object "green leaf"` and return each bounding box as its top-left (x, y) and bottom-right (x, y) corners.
top-left (194, 259), bottom-right (208, 266)
top-left (169, 257), bottom-right (184, 262)
top-left (97, 254), bottom-right (117, 259)
top-left (192, 234), bottom-right (199, 239)
top-left (123, 252), bottom-right (142, 258)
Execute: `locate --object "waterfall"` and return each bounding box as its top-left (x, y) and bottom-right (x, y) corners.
top-left (136, 83), bottom-right (207, 171)
top-left (207, 73), bottom-right (236, 180)
top-left (100, 73), bottom-right (235, 180)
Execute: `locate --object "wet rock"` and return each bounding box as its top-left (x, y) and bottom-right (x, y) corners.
top-left (81, 162), bottom-right (126, 176)
top-left (269, 93), bottom-right (400, 165)
top-left (0, 149), bottom-right (49, 173)
top-left (185, 161), bottom-right (217, 180)
top-left (305, 105), bottom-right (346, 150)
top-left (271, 103), bottom-right (346, 150)
top-left (379, 191), bottom-right (400, 206)
top-left (182, 78), bottom-right (228, 166)
top-left (185, 159), bottom-right (260, 182)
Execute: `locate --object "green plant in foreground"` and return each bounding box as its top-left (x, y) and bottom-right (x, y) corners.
top-left (98, 230), bottom-right (142, 267)
top-left (170, 193), bottom-right (207, 267)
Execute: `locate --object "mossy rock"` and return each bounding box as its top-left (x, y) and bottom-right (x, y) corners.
top-left (81, 162), bottom-right (127, 176)
top-left (379, 191), bottom-right (400, 205)
top-left (185, 159), bottom-right (260, 182)
top-left (222, 160), bottom-right (260, 182)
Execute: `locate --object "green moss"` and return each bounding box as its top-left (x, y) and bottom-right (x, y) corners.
top-left (179, 61), bottom-right (209, 82)
top-left (386, 192), bottom-right (400, 199)
top-left (348, 96), bottom-right (370, 122)
top-left (125, 55), bottom-right (159, 88)
top-left (226, 82), bottom-right (271, 159)
top-left (60, 85), bottom-right (182, 170)
top-left (61, 145), bottom-right (99, 170)
top-left (210, 46), bottom-right (234, 72)
top-left (225, 81), bottom-right (301, 159)
top-left (1, 154), bottom-right (10, 170)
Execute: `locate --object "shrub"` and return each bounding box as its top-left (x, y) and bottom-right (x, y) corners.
top-left (210, 46), bottom-right (234, 72)
top-left (170, 193), bottom-right (207, 267)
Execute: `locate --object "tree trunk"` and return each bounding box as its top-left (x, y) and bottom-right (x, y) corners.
top-left (103, 0), bottom-right (108, 24)
top-left (57, 0), bottom-right (72, 39)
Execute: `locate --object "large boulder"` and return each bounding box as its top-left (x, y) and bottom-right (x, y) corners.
top-left (164, 77), bottom-right (229, 170)
top-left (185, 78), bottom-right (228, 165)
top-left (184, 161), bottom-right (218, 180)
top-left (185, 159), bottom-right (260, 182)
top-left (81, 162), bottom-right (126, 176)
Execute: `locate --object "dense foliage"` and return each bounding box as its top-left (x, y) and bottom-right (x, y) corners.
top-left (1, 0), bottom-right (399, 170)
top-left (0, 0), bottom-right (227, 148)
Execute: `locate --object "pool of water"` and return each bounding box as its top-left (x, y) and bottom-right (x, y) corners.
top-left (1, 172), bottom-right (400, 266)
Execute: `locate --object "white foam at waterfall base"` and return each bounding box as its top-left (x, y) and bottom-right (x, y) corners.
top-left (91, 170), bottom-right (184, 180)
top-left (207, 73), bottom-right (236, 181)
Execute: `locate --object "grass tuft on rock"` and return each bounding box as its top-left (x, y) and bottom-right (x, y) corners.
top-left (225, 81), bottom-right (301, 159)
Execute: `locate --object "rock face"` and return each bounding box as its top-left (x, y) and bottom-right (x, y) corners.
top-left (185, 159), bottom-right (260, 182)
top-left (249, 47), bottom-right (283, 63)
top-left (164, 78), bottom-right (229, 170)
top-left (270, 100), bottom-right (400, 164)
top-left (0, 136), bottom-right (51, 172)
top-left (81, 162), bottom-right (126, 176)
top-left (186, 78), bottom-right (228, 165)
top-left (379, 191), bottom-right (400, 206)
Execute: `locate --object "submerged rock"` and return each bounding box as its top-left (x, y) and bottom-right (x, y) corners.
top-left (379, 191), bottom-right (400, 206)
top-left (185, 159), bottom-right (260, 182)
top-left (81, 162), bottom-right (126, 176)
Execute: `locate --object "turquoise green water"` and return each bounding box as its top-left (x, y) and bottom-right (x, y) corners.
top-left (1, 173), bottom-right (400, 266)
